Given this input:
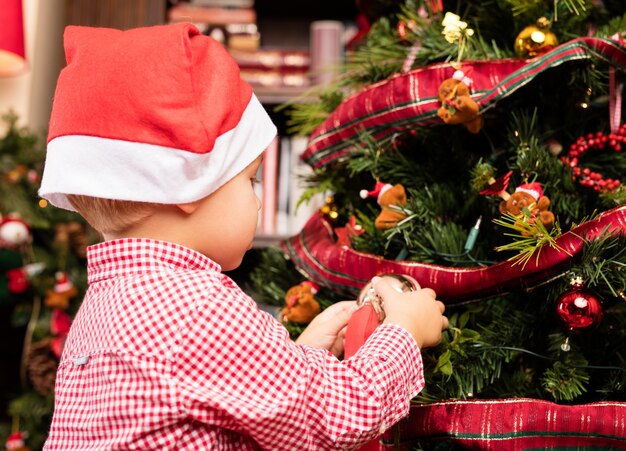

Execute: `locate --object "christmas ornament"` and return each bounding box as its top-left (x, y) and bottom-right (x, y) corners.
top-left (514, 17), bottom-right (558, 58)
top-left (345, 274), bottom-right (418, 451)
top-left (5, 431), bottom-right (30, 451)
top-left (6, 268), bottom-right (28, 293)
top-left (498, 182), bottom-right (555, 232)
top-left (4, 164), bottom-right (28, 184)
top-left (44, 272), bottom-right (78, 310)
top-left (479, 170), bottom-right (513, 197)
top-left (360, 181), bottom-right (408, 230)
top-left (436, 69), bottom-right (483, 133)
top-left (4, 263), bottom-right (44, 295)
top-left (319, 196), bottom-right (339, 222)
top-left (50, 309), bottom-right (71, 358)
top-left (397, 19), bottom-right (416, 42)
top-left (26, 338), bottom-right (58, 396)
top-left (0, 215), bottom-right (31, 248)
top-left (556, 288), bottom-right (603, 332)
top-left (281, 281), bottom-right (321, 324)
top-left (355, 274), bottom-right (417, 322)
top-left (482, 175), bottom-right (555, 233)
top-left (441, 12), bottom-right (474, 44)
top-left (334, 216), bottom-right (365, 248)
top-left (561, 126), bottom-right (624, 193)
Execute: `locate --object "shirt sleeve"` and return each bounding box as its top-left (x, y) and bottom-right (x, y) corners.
top-left (174, 279), bottom-right (424, 450)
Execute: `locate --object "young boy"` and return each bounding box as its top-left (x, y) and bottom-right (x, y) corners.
top-left (39, 24), bottom-right (448, 450)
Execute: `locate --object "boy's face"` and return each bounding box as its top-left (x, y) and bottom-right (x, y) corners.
top-left (189, 154), bottom-right (263, 270)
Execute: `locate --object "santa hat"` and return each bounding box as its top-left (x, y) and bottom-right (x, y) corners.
top-left (360, 182), bottom-right (393, 204)
top-left (39, 24), bottom-right (277, 211)
top-left (6, 431), bottom-right (25, 449)
top-left (515, 182), bottom-right (543, 200)
top-left (53, 271), bottom-right (74, 293)
top-left (0, 215), bottom-right (31, 245)
top-left (300, 281), bottom-right (319, 294)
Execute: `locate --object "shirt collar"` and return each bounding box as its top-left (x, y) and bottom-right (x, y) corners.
top-left (86, 238), bottom-right (221, 284)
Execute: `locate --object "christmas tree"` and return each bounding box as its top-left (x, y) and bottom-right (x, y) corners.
top-left (250, 0), bottom-right (626, 448)
top-left (0, 112), bottom-right (92, 450)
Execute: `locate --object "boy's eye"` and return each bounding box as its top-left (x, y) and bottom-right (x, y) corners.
top-left (251, 177), bottom-right (261, 185)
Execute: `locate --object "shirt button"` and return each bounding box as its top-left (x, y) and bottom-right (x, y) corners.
top-left (73, 355), bottom-right (90, 366)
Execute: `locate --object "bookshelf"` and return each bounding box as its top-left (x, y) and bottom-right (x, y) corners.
top-left (167, 0), bottom-right (357, 248)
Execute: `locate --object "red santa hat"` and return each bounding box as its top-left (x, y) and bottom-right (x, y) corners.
top-left (39, 23), bottom-right (277, 211)
top-left (53, 271), bottom-right (74, 293)
top-left (360, 182), bottom-right (393, 204)
top-left (300, 280), bottom-right (319, 294)
top-left (515, 182), bottom-right (543, 200)
top-left (5, 431), bottom-right (25, 449)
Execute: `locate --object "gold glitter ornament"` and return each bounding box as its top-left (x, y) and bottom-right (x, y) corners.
top-left (514, 17), bottom-right (558, 58)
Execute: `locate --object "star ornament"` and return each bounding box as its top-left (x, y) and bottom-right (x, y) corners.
top-left (334, 216), bottom-right (365, 248)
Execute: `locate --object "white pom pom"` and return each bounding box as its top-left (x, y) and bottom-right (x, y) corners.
top-left (359, 189), bottom-right (369, 199)
top-left (0, 222), bottom-right (30, 245)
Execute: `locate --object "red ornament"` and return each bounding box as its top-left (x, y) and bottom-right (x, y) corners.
top-left (6, 267), bottom-right (28, 293)
top-left (561, 125), bottom-right (624, 193)
top-left (556, 289), bottom-right (603, 332)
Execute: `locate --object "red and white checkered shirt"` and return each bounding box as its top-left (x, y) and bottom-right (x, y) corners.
top-left (44, 239), bottom-right (424, 450)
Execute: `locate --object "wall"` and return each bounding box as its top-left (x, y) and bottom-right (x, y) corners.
top-left (0, 0), bottom-right (65, 134)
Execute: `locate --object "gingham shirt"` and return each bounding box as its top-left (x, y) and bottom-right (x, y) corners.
top-left (44, 239), bottom-right (424, 450)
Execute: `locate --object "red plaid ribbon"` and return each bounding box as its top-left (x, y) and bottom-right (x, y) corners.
top-left (282, 205), bottom-right (626, 302)
top-left (381, 399), bottom-right (626, 449)
top-left (302, 37), bottom-right (626, 169)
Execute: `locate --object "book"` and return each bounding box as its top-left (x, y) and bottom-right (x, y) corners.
top-left (288, 136), bottom-right (323, 234)
top-left (276, 137), bottom-right (291, 235)
top-left (261, 136), bottom-right (279, 234)
top-left (190, 0), bottom-right (254, 8)
top-left (229, 48), bottom-right (310, 71)
top-left (239, 68), bottom-right (310, 89)
top-left (199, 23), bottom-right (260, 50)
top-left (168, 3), bottom-right (256, 25)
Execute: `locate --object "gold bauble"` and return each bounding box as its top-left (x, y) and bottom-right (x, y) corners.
top-left (320, 195), bottom-right (339, 222)
top-left (514, 17), bottom-right (558, 58)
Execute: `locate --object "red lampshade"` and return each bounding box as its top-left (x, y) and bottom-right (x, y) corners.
top-left (0, 0), bottom-right (27, 77)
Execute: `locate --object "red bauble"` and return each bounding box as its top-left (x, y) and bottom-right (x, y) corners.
top-left (556, 289), bottom-right (603, 332)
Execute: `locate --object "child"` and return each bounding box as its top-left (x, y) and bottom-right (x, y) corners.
top-left (39, 24), bottom-right (448, 450)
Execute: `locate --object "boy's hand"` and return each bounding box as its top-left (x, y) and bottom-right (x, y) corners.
top-left (295, 301), bottom-right (356, 357)
top-left (373, 276), bottom-right (448, 349)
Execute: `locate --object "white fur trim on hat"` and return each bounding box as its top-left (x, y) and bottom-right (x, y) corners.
top-left (39, 95), bottom-right (276, 211)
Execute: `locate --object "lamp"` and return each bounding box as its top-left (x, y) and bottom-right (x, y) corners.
top-left (0, 0), bottom-right (27, 77)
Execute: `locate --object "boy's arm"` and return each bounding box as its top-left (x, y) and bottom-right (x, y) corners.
top-left (175, 282), bottom-right (423, 449)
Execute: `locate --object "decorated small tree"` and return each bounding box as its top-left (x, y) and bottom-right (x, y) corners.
top-left (0, 112), bottom-right (93, 450)
top-left (250, 0), bottom-right (626, 448)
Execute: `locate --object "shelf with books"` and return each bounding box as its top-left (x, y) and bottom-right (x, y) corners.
top-left (167, 0), bottom-right (354, 247)
top-left (253, 135), bottom-right (324, 247)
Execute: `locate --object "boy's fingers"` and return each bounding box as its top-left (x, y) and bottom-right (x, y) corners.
top-left (323, 301), bottom-right (357, 328)
top-left (371, 277), bottom-right (396, 301)
top-left (402, 275), bottom-right (421, 290)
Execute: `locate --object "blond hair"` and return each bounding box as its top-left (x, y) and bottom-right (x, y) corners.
top-left (66, 195), bottom-right (159, 235)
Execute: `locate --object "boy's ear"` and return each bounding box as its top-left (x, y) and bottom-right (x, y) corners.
top-left (176, 201), bottom-right (201, 215)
